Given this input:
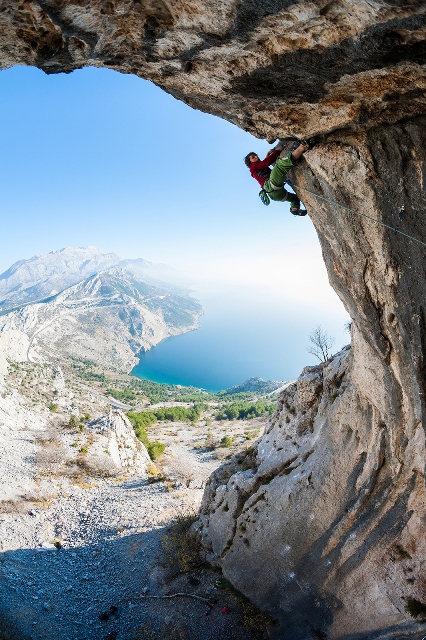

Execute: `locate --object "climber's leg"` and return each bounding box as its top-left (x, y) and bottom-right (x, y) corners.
top-left (286, 191), bottom-right (301, 209)
top-left (267, 143), bottom-right (308, 190)
top-left (268, 152), bottom-right (294, 190)
top-left (264, 143), bottom-right (308, 211)
top-left (263, 182), bottom-right (305, 213)
top-left (286, 191), bottom-right (307, 215)
top-left (263, 181), bottom-right (292, 203)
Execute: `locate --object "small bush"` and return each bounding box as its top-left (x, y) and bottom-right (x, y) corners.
top-left (239, 601), bottom-right (275, 638)
top-left (48, 403), bottom-right (57, 412)
top-left (69, 415), bottom-right (79, 429)
top-left (203, 428), bottom-right (217, 450)
top-left (147, 441), bottom-right (165, 460)
top-left (220, 435), bottom-right (233, 447)
top-left (79, 446), bottom-right (88, 455)
top-left (81, 413), bottom-right (91, 421)
top-left (126, 411), bottom-right (166, 461)
top-left (147, 463), bottom-right (158, 475)
top-left (244, 429), bottom-right (260, 441)
top-left (161, 512), bottom-right (202, 577)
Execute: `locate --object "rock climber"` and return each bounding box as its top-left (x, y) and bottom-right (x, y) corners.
top-left (244, 141), bottom-right (310, 215)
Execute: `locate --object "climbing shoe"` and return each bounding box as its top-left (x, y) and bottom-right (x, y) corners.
top-left (290, 208), bottom-right (308, 216)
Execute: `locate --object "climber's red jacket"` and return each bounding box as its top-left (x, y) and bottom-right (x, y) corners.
top-left (249, 150), bottom-right (281, 187)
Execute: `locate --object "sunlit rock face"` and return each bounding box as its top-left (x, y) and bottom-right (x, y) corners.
top-left (2, 2), bottom-right (426, 638)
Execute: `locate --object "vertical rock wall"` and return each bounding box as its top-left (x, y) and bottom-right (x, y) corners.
top-left (197, 118), bottom-right (426, 638)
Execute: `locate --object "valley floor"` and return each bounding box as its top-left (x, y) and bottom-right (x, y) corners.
top-left (0, 410), bottom-right (271, 640)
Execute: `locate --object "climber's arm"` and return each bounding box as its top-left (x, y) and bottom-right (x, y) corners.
top-left (255, 149), bottom-right (281, 169)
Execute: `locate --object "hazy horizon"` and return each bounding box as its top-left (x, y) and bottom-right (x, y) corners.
top-left (0, 64), bottom-right (349, 377)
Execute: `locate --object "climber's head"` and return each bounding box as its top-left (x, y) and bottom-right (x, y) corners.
top-left (244, 153), bottom-right (259, 167)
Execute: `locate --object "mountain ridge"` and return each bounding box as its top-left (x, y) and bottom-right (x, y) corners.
top-left (0, 251), bottom-right (203, 375)
top-left (0, 246), bottom-right (186, 312)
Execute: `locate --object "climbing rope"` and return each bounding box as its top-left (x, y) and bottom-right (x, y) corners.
top-left (289, 182), bottom-right (426, 249)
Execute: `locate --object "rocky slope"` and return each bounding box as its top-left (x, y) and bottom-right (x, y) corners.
top-left (197, 347), bottom-right (426, 639)
top-left (0, 265), bottom-right (202, 373)
top-left (0, 353), bottom-right (273, 640)
top-left (3, 2), bottom-right (426, 639)
top-left (0, 357), bottom-right (152, 508)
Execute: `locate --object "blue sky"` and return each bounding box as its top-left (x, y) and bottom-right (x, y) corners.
top-left (1, 64), bottom-right (281, 268)
top-left (0, 65), bottom-right (349, 373)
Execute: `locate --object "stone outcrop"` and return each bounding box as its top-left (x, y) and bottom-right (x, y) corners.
top-left (197, 347), bottom-right (426, 639)
top-left (197, 118), bottom-right (426, 638)
top-left (2, 2), bottom-right (426, 638)
top-left (86, 408), bottom-right (152, 473)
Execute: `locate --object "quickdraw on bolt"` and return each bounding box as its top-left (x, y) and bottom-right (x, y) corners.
top-left (394, 204), bottom-right (405, 235)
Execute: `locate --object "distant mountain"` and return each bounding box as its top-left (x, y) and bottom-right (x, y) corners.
top-left (0, 266), bottom-right (203, 372)
top-left (223, 377), bottom-right (286, 395)
top-left (0, 247), bottom-right (120, 312)
top-left (0, 246), bottom-right (187, 313)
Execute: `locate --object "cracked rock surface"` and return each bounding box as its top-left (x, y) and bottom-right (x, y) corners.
top-left (198, 117), bottom-right (426, 638)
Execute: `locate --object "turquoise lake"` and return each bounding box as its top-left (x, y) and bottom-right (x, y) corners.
top-left (132, 287), bottom-right (349, 392)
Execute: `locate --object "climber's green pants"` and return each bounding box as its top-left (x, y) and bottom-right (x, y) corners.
top-left (264, 153), bottom-right (300, 207)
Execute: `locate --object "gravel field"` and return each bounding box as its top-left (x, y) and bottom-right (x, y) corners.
top-left (0, 411), bottom-right (270, 640)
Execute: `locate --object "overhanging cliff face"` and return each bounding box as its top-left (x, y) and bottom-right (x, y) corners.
top-left (2, 2), bottom-right (426, 638)
top-left (2, 1), bottom-right (426, 139)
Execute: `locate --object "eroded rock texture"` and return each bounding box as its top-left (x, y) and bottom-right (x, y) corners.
top-left (198, 349), bottom-right (426, 639)
top-left (2, 2), bottom-right (426, 638)
top-left (1, 1), bottom-right (426, 140)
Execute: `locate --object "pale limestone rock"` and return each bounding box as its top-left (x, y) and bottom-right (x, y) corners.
top-left (196, 345), bottom-right (426, 639)
top-left (86, 408), bottom-right (151, 473)
top-left (1, 2), bottom-right (425, 140)
top-left (0, 329), bottom-right (31, 382)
